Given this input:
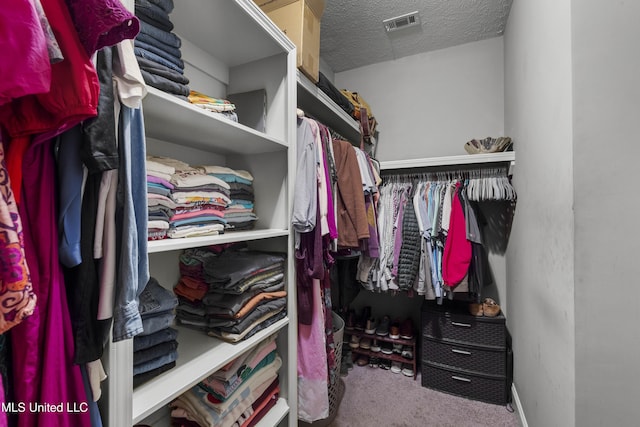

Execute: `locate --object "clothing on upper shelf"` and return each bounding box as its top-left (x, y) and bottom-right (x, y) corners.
top-left (145, 156), bottom-right (258, 240)
top-left (133, 0), bottom-right (191, 98)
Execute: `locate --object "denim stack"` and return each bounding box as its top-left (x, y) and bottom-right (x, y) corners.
top-left (133, 277), bottom-right (179, 387)
top-left (175, 247), bottom-right (287, 343)
top-left (134, 0), bottom-right (190, 100)
top-left (170, 336), bottom-right (282, 426)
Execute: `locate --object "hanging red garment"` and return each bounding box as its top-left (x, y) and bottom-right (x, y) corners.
top-left (0, 0), bottom-right (100, 201)
top-left (12, 137), bottom-right (90, 427)
top-left (0, 0), bottom-right (51, 106)
top-left (442, 182), bottom-right (472, 287)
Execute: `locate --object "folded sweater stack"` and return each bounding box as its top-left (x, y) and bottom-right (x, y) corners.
top-left (170, 336), bottom-right (281, 427)
top-left (175, 247), bottom-right (287, 343)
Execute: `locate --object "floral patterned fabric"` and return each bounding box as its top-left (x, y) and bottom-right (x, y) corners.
top-left (0, 143), bottom-right (36, 334)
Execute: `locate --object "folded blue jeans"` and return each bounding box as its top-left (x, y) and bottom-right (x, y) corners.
top-left (134, 339), bottom-right (178, 365)
top-left (139, 277), bottom-right (178, 318)
top-left (140, 69), bottom-right (190, 97)
top-left (135, 33), bottom-right (183, 60)
top-left (134, 39), bottom-right (183, 69)
top-left (135, 47), bottom-right (183, 74)
top-left (139, 20), bottom-right (181, 48)
top-left (134, 326), bottom-right (178, 352)
top-left (136, 55), bottom-right (190, 84)
top-left (133, 349), bottom-right (178, 375)
top-left (133, 361), bottom-right (176, 387)
top-left (147, 0), bottom-right (174, 13)
top-left (140, 310), bottom-right (175, 336)
top-left (135, 0), bottom-right (173, 32)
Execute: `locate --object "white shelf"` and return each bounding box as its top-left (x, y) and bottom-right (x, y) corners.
top-left (132, 317), bottom-right (290, 424)
top-left (169, 0), bottom-right (294, 66)
top-left (296, 70), bottom-right (361, 145)
top-left (380, 151), bottom-right (516, 171)
top-left (147, 229), bottom-right (290, 253)
top-left (142, 87), bottom-right (288, 155)
top-left (254, 398), bottom-right (290, 427)
top-left (137, 397), bottom-right (289, 427)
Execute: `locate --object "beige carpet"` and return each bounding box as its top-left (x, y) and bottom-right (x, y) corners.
top-left (327, 364), bottom-right (521, 427)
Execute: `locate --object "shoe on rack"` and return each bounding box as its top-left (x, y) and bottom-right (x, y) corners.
top-left (349, 334), bottom-right (360, 349)
top-left (389, 319), bottom-right (401, 339)
top-left (468, 302), bottom-right (483, 317)
top-left (356, 356), bottom-right (369, 367)
top-left (483, 298), bottom-right (501, 317)
top-left (365, 317), bottom-right (378, 334)
top-left (369, 356), bottom-right (379, 368)
top-left (370, 339), bottom-right (381, 353)
top-left (392, 343), bottom-right (403, 354)
top-left (401, 346), bottom-right (413, 360)
top-left (359, 337), bottom-right (371, 350)
top-left (401, 364), bottom-right (414, 377)
top-left (399, 318), bottom-right (414, 340)
top-left (390, 361), bottom-right (402, 374)
top-left (380, 342), bottom-right (393, 355)
top-left (379, 359), bottom-right (391, 370)
top-left (377, 315), bottom-right (391, 337)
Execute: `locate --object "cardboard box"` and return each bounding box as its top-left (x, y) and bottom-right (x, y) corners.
top-left (255, 0), bottom-right (325, 83)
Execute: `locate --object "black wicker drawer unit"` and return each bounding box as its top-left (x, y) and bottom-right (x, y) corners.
top-left (421, 301), bottom-right (511, 405)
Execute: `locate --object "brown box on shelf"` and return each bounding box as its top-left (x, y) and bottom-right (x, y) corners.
top-left (254, 0), bottom-right (325, 83)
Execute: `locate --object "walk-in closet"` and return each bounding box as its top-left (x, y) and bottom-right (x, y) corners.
top-left (1, 1), bottom-right (638, 427)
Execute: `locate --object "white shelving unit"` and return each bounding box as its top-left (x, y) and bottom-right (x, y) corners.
top-left (379, 151), bottom-right (516, 171)
top-left (105, 1), bottom-right (297, 426)
top-left (132, 318), bottom-right (289, 424)
top-left (296, 70), bottom-right (361, 145)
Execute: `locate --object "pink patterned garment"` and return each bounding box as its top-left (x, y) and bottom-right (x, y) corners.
top-left (0, 144), bottom-right (36, 334)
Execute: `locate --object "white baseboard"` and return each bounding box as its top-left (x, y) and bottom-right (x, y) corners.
top-left (512, 384), bottom-right (528, 427)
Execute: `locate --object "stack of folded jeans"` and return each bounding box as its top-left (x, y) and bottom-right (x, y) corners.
top-left (134, 277), bottom-right (179, 386)
top-left (170, 336), bottom-right (282, 426)
top-left (196, 166), bottom-right (258, 231)
top-left (175, 248), bottom-right (287, 342)
top-left (134, 0), bottom-right (190, 99)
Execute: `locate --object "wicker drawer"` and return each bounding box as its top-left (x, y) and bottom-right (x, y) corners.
top-left (422, 362), bottom-right (508, 405)
top-left (423, 339), bottom-right (506, 376)
top-left (421, 303), bottom-right (505, 349)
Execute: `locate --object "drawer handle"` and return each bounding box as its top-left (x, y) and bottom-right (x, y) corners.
top-left (451, 375), bottom-right (472, 383)
top-left (452, 349), bottom-right (472, 356)
top-left (451, 321), bottom-right (471, 328)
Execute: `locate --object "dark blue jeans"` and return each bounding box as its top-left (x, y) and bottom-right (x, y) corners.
top-left (139, 20), bottom-right (181, 48)
top-left (133, 326), bottom-right (178, 352)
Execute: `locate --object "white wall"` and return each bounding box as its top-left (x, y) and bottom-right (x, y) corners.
top-left (335, 37), bottom-right (505, 161)
top-left (503, 1), bottom-right (575, 426)
top-left (572, 2), bottom-right (640, 426)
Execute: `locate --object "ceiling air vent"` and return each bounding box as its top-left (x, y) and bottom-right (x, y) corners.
top-left (383, 11), bottom-right (421, 33)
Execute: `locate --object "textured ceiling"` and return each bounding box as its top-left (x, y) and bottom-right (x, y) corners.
top-left (320, 0), bottom-right (513, 72)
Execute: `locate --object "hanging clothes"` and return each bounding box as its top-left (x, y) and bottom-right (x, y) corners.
top-left (12, 136), bottom-right (91, 427)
